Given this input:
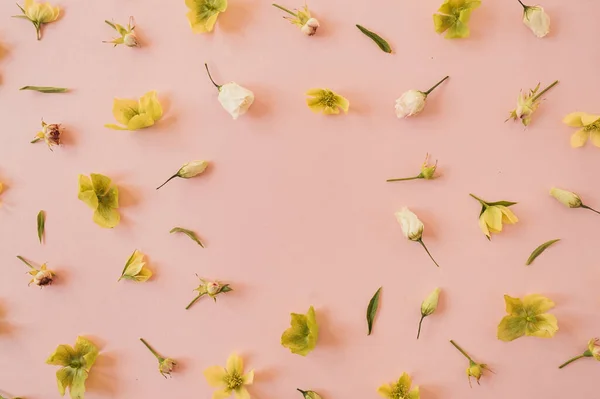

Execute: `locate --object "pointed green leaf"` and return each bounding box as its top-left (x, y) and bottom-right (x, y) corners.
top-left (366, 286), bottom-right (382, 335)
top-left (356, 25), bottom-right (392, 53)
top-left (297, 389), bottom-right (323, 399)
top-left (486, 200), bottom-right (517, 207)
top-left (219, 285), bottom-right (233, 293)
top-left (20, 86), bottom-right (68, 93)
top-left (37, 210), bottom-right (45, 244)
top-left (526, 239), bottom-right (560, 266)
top-left (170, 227), bottom-right (204, 247)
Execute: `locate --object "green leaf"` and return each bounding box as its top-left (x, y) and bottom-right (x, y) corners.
top-left (37, 210), bottom-right (45, 244)
top-left (526, 239), bottom-right (560, 266)
top-left (170, 227), bottom-right (204, 248)
top-left (487, 200), bottom-right (517, 207)
top-left (19, 86), bottom-right (68, 93)
top-left (219, 284), bottom-right (233, 293)
top-left (356, 25), bottom-right (392, 53)
top-left (297, 389), bottom-right (323, 399)
top-left (281, 306), bottom-right (319, 356)
top-left (366, 286), bottom-right (382, 335)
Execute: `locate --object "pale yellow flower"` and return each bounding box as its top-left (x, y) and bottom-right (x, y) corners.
top-left (186, 0), bottom-right (227, 33)
top-left (563, 112), bottom-right (600, 148)
top-left (470, 194), bottom-right (518, 240)
top-left (204, 354), bottom-right (254, 399)
top-left (306, 89), bottom-right (349, 115)
top-left (14, 0), bottom-right (60, 40)
top-left (377, 373), bottom-right (419, 399)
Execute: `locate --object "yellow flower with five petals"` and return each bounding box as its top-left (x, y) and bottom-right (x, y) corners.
top-left (105, 91), bottom-right (163, 131)
top-left (377, 373), bottom-right (419, 399)
top-left (185, 0), bottom-right (227, 33)
top-left (306, 89), bottom-right (349, 115)
top-left (204, 353), bottom-right (254, 399)
top-left (497, 294), bottom-right (558, 342)
top-left (470, 194), bottom-right (518, 240)
top-left (14, 0), bottom-right (60, 40)
top-left (563, 112), bottom-right (600, 148)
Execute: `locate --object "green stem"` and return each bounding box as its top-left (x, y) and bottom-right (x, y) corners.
top-left (581, 204), bottom-right (600, 215)
top-left (418, 239), bottom-right (440, 268)
top-left (156, 174), bottom-right (178, 190)
top-left (450, 340), bottom-right (474, 362)
top-left (386, 176), bottom-right (421, 182)
top-left (272, 4), bottom-right (298, 17)
top-left (31, 137), bottom-right (42, 143)
top-left (416, 315), bottom-right (425, 339)
top-left (16, 256), bottom-right (36, 270)
top-left (517, 0), bottom-right (528, 9)
top-left (204, 63), bottom-right (221, 90)
top-left (423, 76), bottom-right (449, 96)
top-left (140, 338), bottom-right (164, 361)
top-left (531, 80), bottom-right (559, 103)
top-left (558, 354), bottom-right (585, 369)
top-left (186, 294), bottom-right (202, 310)
top-left (35, 23), bottom-right (41, 41)
top-left (469, 193), bottom-right (488, 206)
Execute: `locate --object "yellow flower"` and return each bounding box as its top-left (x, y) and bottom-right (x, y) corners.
top-left (497, 294), bottom-right (558, 342)
top-left (433, 0), bottom-right (481, 39)
top-left (105, 91), bottom-right (163, 131)
top-left (204, 353), bottom-right (254, 399)
top-left (469, 194), bottom-right (518, 240)
top-left (559, 338), bottom-right (600, 369)
top-left (186, 0), bottom-right (228, 33)
top-left (306, 89), bottom-right (349, 115)
top-left (118, 250), bottom-right (152, 282)
top-left (281, 306), bottom-right (319, 356)
top-left (78, 173), bottom-right (120, 228)
top-left (563, 112), bottom-right (600, 148)
top-left (14, 0), bottom-right (60, 40)
top-left (449, 340), bottom-right (491, 386)
top-left (377, 373), bottom-right (419, 399)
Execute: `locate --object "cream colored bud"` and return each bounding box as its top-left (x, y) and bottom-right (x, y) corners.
top-left (550, 187), bottom-right (582, 208)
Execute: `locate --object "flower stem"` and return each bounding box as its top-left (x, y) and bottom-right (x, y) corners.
top-left (469, 193), bottom-right (488, 206)
top-left (386, 176), bottom-right (421, 182)
top-left (272, 4), bottom-right (298, 17)
top-left (30, 137), bottom-right (42, 143)
top-left (531, 80), bottom-right (559, 103)
top-left (297, 389), bottom-right (308, 395)
top-left (423, 76), bottom-right (449, 96)
top-left (204, 63), bottom-right (221, 90)
top-left (558, 354), bottom-right (585, 369)
top-left (418, 239), bottom-right (440, 267)
top-left (450, 340), bottom-right (474, 362)
top-left (140, 338), bottom-right (164, 361)
top-left (156, 174), bottom-right (178, 190)
top-left (581, 204), bottom-right (600, 215)
top-left (185, 294), bottom-right (202, 310)
top-left (16, 256), bottom-right (36, 270)
top-left (36, 24), bottom-right (41, 41)
top-left (517, 0), bottom-right (528, 9)
top-left (416, 315), bottom-right (425, 339)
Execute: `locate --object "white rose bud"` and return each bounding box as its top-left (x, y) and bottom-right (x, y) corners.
top-left (395, 90), bottom-right (426, 118)
top-left (218, 83), bottom-right (255, 120)
top-left (521, 3), bottom-right (550, 38)
top-left (550, 187), bottom-right (582, 208)
top-left (301, 18), bottom-right (320, 36)
top-left (178, 160), bottom-right (209, 178)
top-left (123, 32), bottom-right (139, 47)
top-left (206, 281), bottom-right (220, 295)
top-left (395, 207), bottom-right (424, 241)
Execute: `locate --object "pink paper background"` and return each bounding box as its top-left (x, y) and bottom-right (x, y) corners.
top-left (0, 0), bottom-right (598, 398)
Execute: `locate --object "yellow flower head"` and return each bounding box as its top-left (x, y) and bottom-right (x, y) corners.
top-left (46, 336), bottom-right (99, 399)
top-left (433, 0), bottom-right (481, 39)
top-left (497, 294), bottom-right (558, 342)
top-left (105, 91), bottom-right (163, 131)
top-left (186, 0), bottom-right (228, 33)
top-left (78, 173), bottom-right (120, 228)
top-left (306, 89), bottom-right (349, 115)
top-left (118, 250), bottom-right (152, 282)
top-left (281, 306), bottom-right (319, 356)
top-left (204, 354), bottom-right (254, 399)
top-left (563, 112), bottom-right (600, 148)
top-left (507, 81), bottom-right (558, 126)
top-left (14, 0), bottom-right (60, 40)
top-left (377, 373), bottom-right (420, 399)
top-left (470, 194), bottom-right (518, 240)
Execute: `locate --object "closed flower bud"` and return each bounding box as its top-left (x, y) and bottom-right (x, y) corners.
top-left (521, 3), bottom-right (550, 38)
top-left (301, 18), bottom-right (319, 36)
top-left (421, 288), bottom-right (441, 317)
top-left (588, 339), bottom-right (600, 361)
top-left (550, 187), bottom-right (582, 208)
top-left (218, 83), bottom-right (255, 120)
top-left (34, 269), bottom-right (54, 286)
top-left (395, 207), bottom-right (424, 241)
top-left (159, 358), bottom-right (177, 375)
top-left (395, 90), bottom-right (426, 118)
top-left (206, 281), bottom-right (220, 295)
top-left (467, 362), bottom-right (482, 380)
top-left (123, 32), bottom-right (139, 47)
top-left (178, 161), bottom-right (209, 178)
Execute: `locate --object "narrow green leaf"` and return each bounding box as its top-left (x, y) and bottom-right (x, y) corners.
top-left (170, 227), bottom-right (204, 248)
top-left (486, 200), bottom-right (517, 207)
top-left (366, 286), bottom-right (382, 335)
top-left (19, 86), bottom-right (68, 93)
top-left (219, 285), bottom-right (233, 293)
top-left (37, 210), bottom-right (45, 244)
top-left (526, 239), bottom-right (560, 266)
top-left (356, 25), bottom-right (392, 53)
top-left (297, 389), bottom-right (322, 399)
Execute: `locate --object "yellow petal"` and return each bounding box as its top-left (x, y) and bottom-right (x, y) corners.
top-left (408, 387), bottom-right (419, 399)
top-left (203, 366), bottom-right (227, 387)
top-left (335, 95), bottom-right (350, 113)
top-left (46, 344), bottom-right (76, 365)
top-left (398, 373), bottom-right (412, 391)
top-left (504, 295), bottom-right (525, 315)
top-left (377, 384), bottom-right (393, 399)
top-left (306, 88), bottom-right (325, 97)
top-left (322, 106), bottom-right (340, 115)
top-left (478, 215), bottom-right (490, 238)
top-left (570, 129), bottom-right (588, 148)
top-left (112, 98), bottom-right (140, 126)
top-left (497, 205), bottom-right (518, 224)
top-left (56, 367), bottom-right (74, 396)
top-left (78, 191), bottom-right (99, 210)
top-left (482, 207), bottom-right (502, 232)
top-left (138, 91), bottom-right (163, 122)
top-left (213, 390), bottom-right (232, 399)
top-left (234, 387), bottom-right (251, 399)
top-left (526, 314), bottom-right (558, 338)
top-left (591, 130), bottom-right (600, 148)
top-left (580, 113), bottom-right (600, 126)
top-left (243, 370), bottom-right (254, 385)
top-left (93, 205), bottom-right (120, 228)
top-left (523, 294), bottom-right (555, 314)
top-left (497, 315), bottom-right (526, 342)
top-left (133, 267), bottom-right (152, 282)
top-left (562, 112), bottom-right (587, 127)
top-left (226, 353), bottom-right (243, 375)
top-left (127, 114), bottom-right (155, 130)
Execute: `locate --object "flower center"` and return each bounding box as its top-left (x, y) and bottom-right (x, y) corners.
top-left (319, 90), bottom-right (337, 108)
top-left (225, 371), bottom-right (244, 390)
top-left (584, 119), bottom-right (600, 132)
top-left (391, 385), bottom-right (407, 399)
top-left (69, 356), bottom-right (84, 369)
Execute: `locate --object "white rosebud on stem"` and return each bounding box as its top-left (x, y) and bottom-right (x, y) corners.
top-left (395, 76), bottom-right (449, 118)
top-left (550, 187), bottom-right (600, 215)
top-left (519, 0), bottom-right (550, 38)
top-left (156, 160), bottom-right (209, 190)
top-left (395, 207), bottom-right (440, 267)
top-left (123, 32), bottom-right (139, 47)
top-left (206, 281), bottom-right (220, 295)
top-left (205, 63), bottom-right (255, 120)
top-left (301, 18), bottom-right (319, 36)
